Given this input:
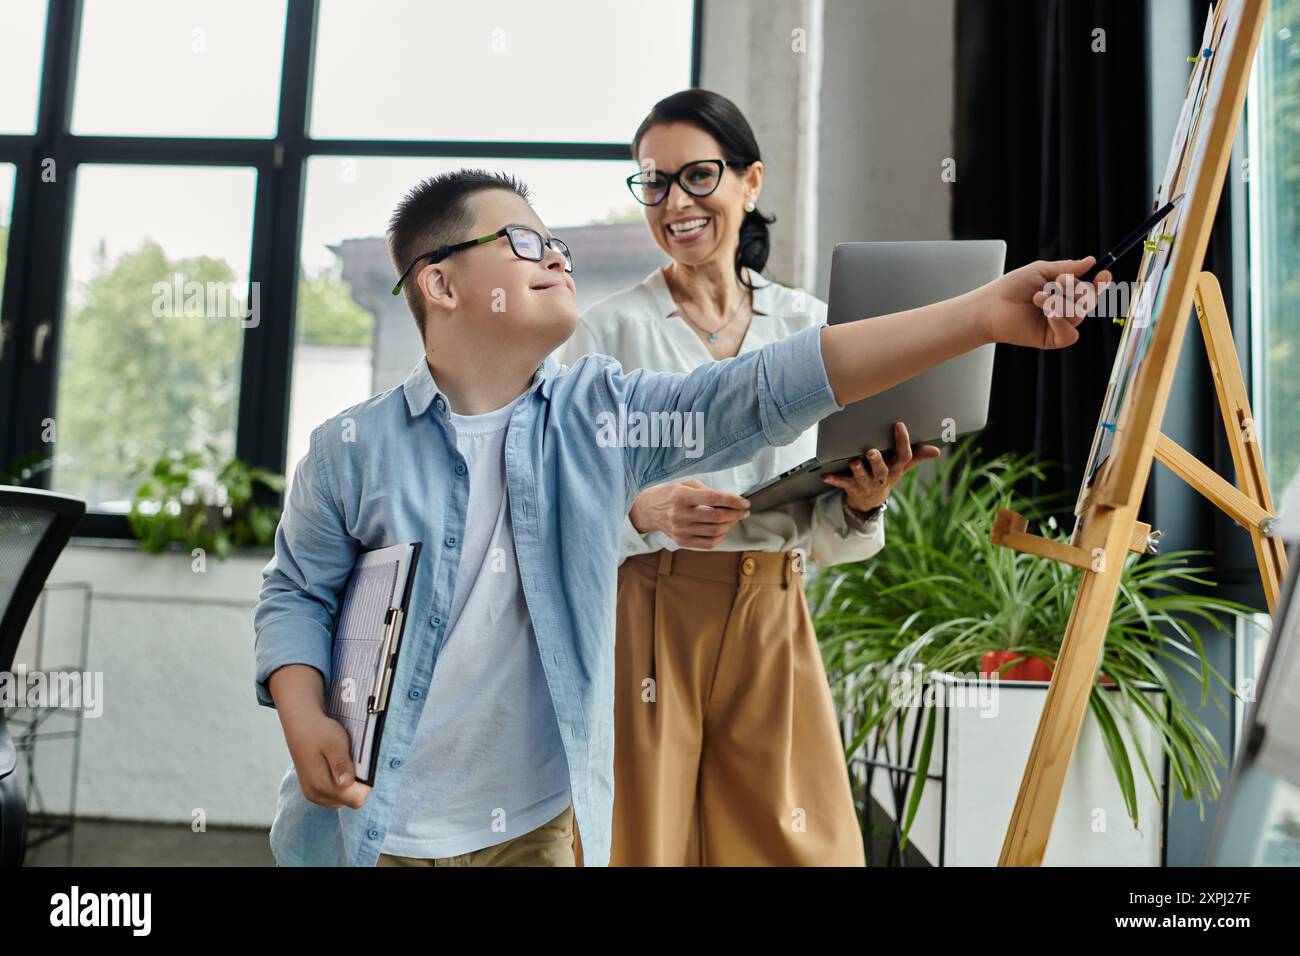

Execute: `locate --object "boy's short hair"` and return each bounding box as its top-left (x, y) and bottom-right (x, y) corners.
top-left (387, 169), bottom-right (533, 340)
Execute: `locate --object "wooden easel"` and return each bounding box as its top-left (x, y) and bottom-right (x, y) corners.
top-left (993, 273), bottom-right (1286, 607)
top-left (987, 0), bottom-right (1284, 866)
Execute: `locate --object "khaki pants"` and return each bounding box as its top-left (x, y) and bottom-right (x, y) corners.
top-left (377, 805), bottom-right (576, 867)
top-left (611, 549), bottom-right (865, 866)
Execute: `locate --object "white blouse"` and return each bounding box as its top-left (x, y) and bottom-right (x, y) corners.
top-left (553, 265), bottom-right (885, 568)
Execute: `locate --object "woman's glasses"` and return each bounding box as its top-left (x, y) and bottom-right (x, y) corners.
top-left (391, 225), bottom-right (573, 295)
top-left (626, 158), bottom-right (751, 206)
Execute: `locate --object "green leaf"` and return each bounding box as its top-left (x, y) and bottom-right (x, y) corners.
top-left (898, 705), bottom-right (937, 850)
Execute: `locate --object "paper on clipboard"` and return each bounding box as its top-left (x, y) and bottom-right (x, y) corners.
top-left (324, 541), bottom-right (421, 784)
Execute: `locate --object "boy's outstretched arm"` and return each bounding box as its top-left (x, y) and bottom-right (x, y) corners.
top-left (596, 257), bottom-right (1108, 501)
top-left (821, 257), bottom-right (1107, 405)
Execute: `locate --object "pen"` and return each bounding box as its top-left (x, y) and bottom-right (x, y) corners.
top-left (1081, 193), bottom-right (1185, 282)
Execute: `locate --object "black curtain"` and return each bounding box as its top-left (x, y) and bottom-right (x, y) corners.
top-left (954, 0), bottom-right (1263, 606)
top-left (953, 0), bottom-right (1152, 507)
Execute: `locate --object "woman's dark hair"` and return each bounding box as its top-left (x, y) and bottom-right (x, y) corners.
top-left (631, 88), bottom-right (775, 290)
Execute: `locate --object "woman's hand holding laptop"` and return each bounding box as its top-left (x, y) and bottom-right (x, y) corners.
top-left (820, 421), bottom-right (940, 511)
top-left (630, 421), bottom-right (939, 547)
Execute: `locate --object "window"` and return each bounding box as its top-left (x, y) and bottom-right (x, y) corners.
top-left (287, 155), bottom-right (666, 484)
top-left (0, 0), bottom-right (698, 537)
top-left (310, 0), bottom-right (694, 142)
top-left (71, 0), bottom-right (287, 138)
top-left (1243, 2), bottom-right (1300, 861)
top-left (54, 165), bottom-right (257, 512)
top-left (0, 0), bottom-right (48, 135)
top-left (1233, 612), bottom-right (1300, 864)
top-left (1248, 4), bottom-right (1300, 498)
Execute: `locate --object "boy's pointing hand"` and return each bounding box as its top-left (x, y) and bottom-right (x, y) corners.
top-left (982, 256), bottom-right (1113, 350)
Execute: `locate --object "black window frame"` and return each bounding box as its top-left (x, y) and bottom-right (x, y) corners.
top-left (0, 0), bottom-right (703, 538)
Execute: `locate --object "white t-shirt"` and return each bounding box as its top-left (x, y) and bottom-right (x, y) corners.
top-left (380, 394), bottom-right (571, 858)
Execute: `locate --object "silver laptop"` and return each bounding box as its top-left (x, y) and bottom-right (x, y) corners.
top-left (743, 240), bottom-right (1006, 512)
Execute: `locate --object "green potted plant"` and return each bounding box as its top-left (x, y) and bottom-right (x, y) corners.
top-left (807, 437), bottom-right (1262, 857)
top-left (128, 442), bottom-right (285, 559)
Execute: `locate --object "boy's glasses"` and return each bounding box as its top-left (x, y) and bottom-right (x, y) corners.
top-left (391, 225), bottom-right (574, 295)
top-left (626, 158), bottom-right (751, 206)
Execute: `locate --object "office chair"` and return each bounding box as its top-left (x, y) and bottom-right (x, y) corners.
top-left (0, 486), bottom-right (85, 867)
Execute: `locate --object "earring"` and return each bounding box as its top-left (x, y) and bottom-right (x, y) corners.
top-left (744, 201), bottom-right (756, 213)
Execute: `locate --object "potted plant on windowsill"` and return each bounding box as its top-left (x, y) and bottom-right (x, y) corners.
top-left (807, 437), bottom-right (1261, 863)
top-left (128, 442), bottom-right (285, 559)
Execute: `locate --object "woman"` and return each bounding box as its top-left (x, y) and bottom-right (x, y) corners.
top-left (558, 89), bottom-right (939, 866)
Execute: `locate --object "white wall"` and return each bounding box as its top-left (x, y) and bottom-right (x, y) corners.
top-left (700, 0), bottom-right (823, 290)
top-left (19, 543), bottom-right (286, 829)
top-left (813, 0), bottom-right (955, 297)
top-left (700, 0), bottom-right (955, 299)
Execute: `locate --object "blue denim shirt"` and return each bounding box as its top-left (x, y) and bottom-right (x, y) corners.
top-left (253, 323), bottom-right (841, 866)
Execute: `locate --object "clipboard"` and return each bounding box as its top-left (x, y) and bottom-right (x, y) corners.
top-left (324, 541), bottom-right (422, 785)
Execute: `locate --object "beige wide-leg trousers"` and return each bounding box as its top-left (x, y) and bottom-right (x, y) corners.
top-left (604, 548), bottom-right (865, 866)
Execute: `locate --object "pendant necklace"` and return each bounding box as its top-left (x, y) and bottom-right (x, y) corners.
top-left (674, 282), bottom-right (750, 343)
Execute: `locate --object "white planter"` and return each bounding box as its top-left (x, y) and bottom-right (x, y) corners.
top-left (863, 672), bottom-right (1167, 866)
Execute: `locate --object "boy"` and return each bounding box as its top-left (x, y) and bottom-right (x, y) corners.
top-left (253, 169), bottom-right (1108, 866)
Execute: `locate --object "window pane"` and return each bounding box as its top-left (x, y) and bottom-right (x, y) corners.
top-left (0, 0), bottom-right (48, 134)
top-left (55, 165), bottom-right (257, 512)
top-left (0, 164), bottom-right (14, 295)
top-left (310, 0), bottom-right (694, 141)
top-left (1249, 7), bottom-right (1300, 498)
top-left (71, 0), bottom-right (287, 137)
top-left (286, 155), bottom-right (666, 482)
